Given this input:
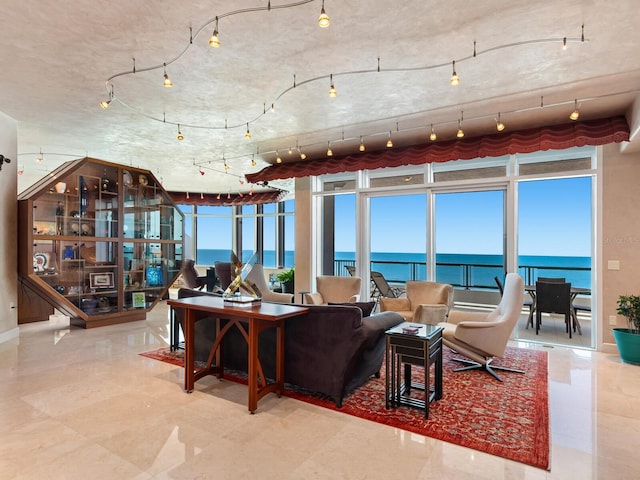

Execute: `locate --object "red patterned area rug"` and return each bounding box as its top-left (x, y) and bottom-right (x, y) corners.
top-left (140, 345), bottom-right (549, 470)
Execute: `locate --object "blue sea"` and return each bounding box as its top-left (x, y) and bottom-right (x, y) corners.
top-left (196, 249), bottom-right (591, 289)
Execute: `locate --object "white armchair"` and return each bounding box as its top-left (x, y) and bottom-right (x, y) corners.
top-left (304, 276), bottom-right (361, 305)
top-left (438, 272), bottom-right (525, 381)
top-left (244, 264), bottom-right (294, 303)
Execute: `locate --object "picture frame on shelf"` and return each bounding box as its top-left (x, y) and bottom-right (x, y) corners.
top-left (89, 272), bottom-right (114, 289)
top-left (132, 291), bottom-right (146, 308)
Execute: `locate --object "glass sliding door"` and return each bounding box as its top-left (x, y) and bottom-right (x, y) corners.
top-left (434, 189), bottom-right (505, 293)
top-left (369, 194), bottom-right (427, 288)
top-left (517, 176), bottom-right (593, 347)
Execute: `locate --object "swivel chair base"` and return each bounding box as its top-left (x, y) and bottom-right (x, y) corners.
top-left (451, 357), bottom-right (525, 382)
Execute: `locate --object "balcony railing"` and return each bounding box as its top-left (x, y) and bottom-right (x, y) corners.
top-left (334, 259), bottom-right (591, 290)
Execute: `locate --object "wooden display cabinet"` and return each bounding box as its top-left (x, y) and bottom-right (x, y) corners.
top-left (18, 157), bottom-right (184, 328)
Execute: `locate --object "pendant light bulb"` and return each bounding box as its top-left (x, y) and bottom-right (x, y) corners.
top-left (326, 141), bottom-right (333, 156)
top-left (300, 151), bottom-right (307, 160)
top-left (386, 132), bottom-right (393, 148)
top-left (496, 113), bottom-right (505, 132)
top-left (318, 0), bottom-right (330, 28)
top-left (276, 151), bottom-right (282, 163)
top-left (456, 120), bottom-right (464, 138)
top-left (328, 74), bottom-right (337, 98)
top-left (251, 155), bottom-right (257, 167)
top-left (570, 99), bottom-right (580, 121)
top-left (217, 193), bottom-right (221, 200)
top-left (99, 99), bottom-right (111, 110)
top-left (209, 17), bottom-right (221, 47)
top-left (450, 60), bottom-right (460, 86)
top-left (163, 63), bottom-right (172, 88)
top-left (562, 37), bottom-right (567, 50)
top-left (429, 125), bottom-right (437, 141)
top-left (177, 124), bottom-right (184, 141)
top-left (359, 136), bottom-right (366, 152)
top-left (245, 123), bottom-right (251, 139)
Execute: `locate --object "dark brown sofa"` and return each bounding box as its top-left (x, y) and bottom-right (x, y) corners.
top-left (173, 288), bottom-right (403, 407)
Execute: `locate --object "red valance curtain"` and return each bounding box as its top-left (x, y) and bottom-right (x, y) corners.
top-left (168, 189), bottom-right (287, 206)
top-left (246, 116), bottom-right (630, 183)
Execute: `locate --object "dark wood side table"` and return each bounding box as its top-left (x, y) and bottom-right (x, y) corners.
top-left (167, 296), bottom-right (308, 413)
top-left (385, 322), bottom-right (443, 418)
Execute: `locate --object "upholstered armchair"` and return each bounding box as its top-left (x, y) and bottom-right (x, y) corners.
top-left (380, 281), bottom-right (453, 324)
top-left (304, 276), bottom-right (362, 305)
top-left (180, 259), bottom-right (206, 290)
top-left (438, 272), bottom-right (525, 381)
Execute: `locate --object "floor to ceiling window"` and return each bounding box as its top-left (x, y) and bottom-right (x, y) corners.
top-left (516, 175), bottom-right (593, 347)
top-left (179, 199), bottom-right (294, 268)
top-left (369, 194), bottom-right (427, 283)
top-left (313, 146), bottom-right (596, 349)
top-left (434, 189), bottom-right (505, 290)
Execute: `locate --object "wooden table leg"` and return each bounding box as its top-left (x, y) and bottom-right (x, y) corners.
top-left (275, 320), bottom-right (284, 397)
top-left (247, 318), bottom-right (258, 413)
top-left (184, 308), bottom-right (195, 393)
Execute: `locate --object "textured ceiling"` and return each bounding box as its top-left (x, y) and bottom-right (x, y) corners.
top-left (4, 0), bottom-right (640, 196)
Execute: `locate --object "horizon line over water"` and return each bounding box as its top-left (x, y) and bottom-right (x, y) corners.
top-left (197, 249), bottom-right (591, 289)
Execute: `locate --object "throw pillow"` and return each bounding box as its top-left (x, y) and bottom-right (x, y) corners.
top-left (329, 301), bottom-right (376, 317)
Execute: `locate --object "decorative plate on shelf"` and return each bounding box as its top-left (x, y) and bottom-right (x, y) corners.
top-left (33, 253), bottom-right (49, 272)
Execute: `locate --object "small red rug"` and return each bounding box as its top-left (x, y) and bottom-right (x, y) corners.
top-left (140, 345), bottom-right (549, 470)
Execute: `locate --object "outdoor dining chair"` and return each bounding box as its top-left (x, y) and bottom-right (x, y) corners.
top-left (535, 280), bottom-right (574, 338)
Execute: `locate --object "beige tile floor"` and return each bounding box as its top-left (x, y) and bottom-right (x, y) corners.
top-left (1, 301), bottom-right (639, 480)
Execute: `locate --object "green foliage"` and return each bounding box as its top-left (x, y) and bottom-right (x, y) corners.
top-left (276, 267), bottom-right (294, 283)
top-left (616, 295), bottom-right (640, 334)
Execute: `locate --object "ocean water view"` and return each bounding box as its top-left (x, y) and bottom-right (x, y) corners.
top-left (197, 249), bottom-right (591, 289)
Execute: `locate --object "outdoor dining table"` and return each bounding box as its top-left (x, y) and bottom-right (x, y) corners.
top-left (524, 284), bottom-right (591, 335)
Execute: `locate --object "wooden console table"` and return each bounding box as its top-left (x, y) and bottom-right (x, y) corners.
top-left (167, 296), bottom-right (308, 413)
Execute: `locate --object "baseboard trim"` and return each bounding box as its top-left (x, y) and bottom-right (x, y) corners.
top-left (0, 327), bottom-right (19, 344)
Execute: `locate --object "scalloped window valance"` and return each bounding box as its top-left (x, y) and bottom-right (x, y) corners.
top-left (246, 116), bottom-right (629, 183)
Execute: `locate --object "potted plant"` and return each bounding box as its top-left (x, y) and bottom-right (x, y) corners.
top-left (276, 267), bottom-right (295, 294)
top-left (614, 294), bottom-right (640, 365)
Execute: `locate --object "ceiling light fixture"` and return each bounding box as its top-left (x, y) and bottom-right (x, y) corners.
top-left (359, 136), bottom-right (366, 152)
top-left (199, 167), bottom-right (205, 175)
top-left (200, 192), bottom-right (204, 199)
top-left (177, 124), bottom-right (184, 140)
top-left (429, 124), bottom-right (437, 141)
top-left (450, 60), bottom-right (460, 86)
top-left (562, 37), bottom-right (567, 50)
top-left (496, 113), bottom-right (505, 132)
top-left (35, 149), bottom-right (43, 163)
top-left (276, 151), bottom-right (282, 163)
top-left (99, 86), bottom-right (113, 110)
top-left (328, 74), bottom-right (337, 97)
top-left (456, 119), bottom-right (465, 138)
top-left (186, 191), bottom-right (190, 199)
top-left (244, 123), bottom-right (251, 139)
top-left (318, 0), bottom-right (330, 28)
top-left (251, 154), bottom-right (257, 167)
top-left (570, 99), bottom-right (580, 121)
top-left (249, 186), bottom-right (254, 195)
top-left (386, 131), bottom-right (393, 148)
top-left (300, 150), bottom-right (307, 160)
top-left (227, 192), bottom-right (231, 200)
top-left (163, 63), bottom-right (173, 88)
top-left (217, 193), bottom-right (221, 200)
top-left (209, 17), bottom-right (221, 47)
top-left (326, 141), bottom-right (333, 156)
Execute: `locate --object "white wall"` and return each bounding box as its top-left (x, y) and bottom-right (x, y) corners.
top-left (0, 111), bottom-right (18, 342)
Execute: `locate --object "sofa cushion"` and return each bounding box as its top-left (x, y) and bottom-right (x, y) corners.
top-left (329, 301), bottom-right (376, 317)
